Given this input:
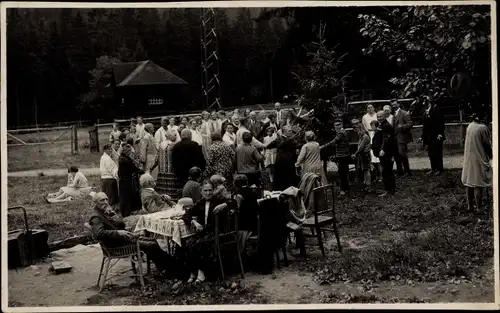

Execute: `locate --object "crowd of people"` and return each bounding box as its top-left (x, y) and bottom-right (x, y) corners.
top-left (43, 98), bottom-right (492, 282)
top-left (98, 100), bottom-right (420, 205)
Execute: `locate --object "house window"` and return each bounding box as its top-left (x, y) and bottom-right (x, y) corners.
top-left (148, 98), bottom-right (164, 106)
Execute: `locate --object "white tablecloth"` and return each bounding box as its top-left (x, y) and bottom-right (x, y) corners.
top-left (134, 210), bottom-right (194, 246)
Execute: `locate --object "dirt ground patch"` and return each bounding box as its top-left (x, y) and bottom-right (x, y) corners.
top-left (8, 244), bottom-right (134, 307)
top-left (243, 258), bottom-right (494, 304)
top-left (7, 240), bottom-right (493, 307)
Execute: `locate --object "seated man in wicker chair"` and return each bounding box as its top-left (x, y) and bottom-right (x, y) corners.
top-left (88, 192), bottom-right (171, 276)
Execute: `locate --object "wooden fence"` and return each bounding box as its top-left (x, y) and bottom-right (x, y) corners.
top-left (7, 124), bottom-right (80, 154)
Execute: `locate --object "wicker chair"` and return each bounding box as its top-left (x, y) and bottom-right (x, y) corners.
top-left (84, 223), bottom-right (146, 292)
top-left (214, 209), bottom-right (245, 280)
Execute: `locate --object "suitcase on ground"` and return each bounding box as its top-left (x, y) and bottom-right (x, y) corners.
top-left (8, 206), bottom-right (49, 268)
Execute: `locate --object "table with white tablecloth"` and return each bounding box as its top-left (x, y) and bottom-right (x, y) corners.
top-left (134, 210), bottom-right (195, 246)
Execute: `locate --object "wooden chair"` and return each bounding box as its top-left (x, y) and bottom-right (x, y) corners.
top-left (301, 184), bottom-right (342, 257)
top-left (84, 223), bottom-right (146, 292)
top-left (214, 209), bottom-right (245, 280)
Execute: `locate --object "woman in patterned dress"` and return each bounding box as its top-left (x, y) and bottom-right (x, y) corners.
top-left (204, 132), bottom-right (235, 186)
top-left (150, 130), bottom-right (182, 201)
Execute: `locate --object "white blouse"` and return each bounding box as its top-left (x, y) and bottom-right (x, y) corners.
top-left (100, 152), bottom-right (118, 179)
top-left (223, 132), bottom-right (236, 146)
top-left (191, 129), bottom-right (203, 146)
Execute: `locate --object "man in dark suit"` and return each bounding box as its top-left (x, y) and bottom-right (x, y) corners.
top-left (172, 129), bottom-right (206, 185)
top-left (372, 111), bottom-right (397, 196)
top-left (219, 110), bottom-right (230, 136)
top-left (391, 98), bottom-right (414, 176)
top-left (247, 111), bottom-right (264, 140)
top-left (419, 96), bottom-right (446, 175)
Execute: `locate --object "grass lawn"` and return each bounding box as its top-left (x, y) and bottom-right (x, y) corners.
top-left (7, 126), bottom-right (111, 172)
top-left (8, 169), bottom-right (493, 304)
top-left (290, 169), bottom-right (494, 302)
top-left (7, 175), bottom-right (101, 242)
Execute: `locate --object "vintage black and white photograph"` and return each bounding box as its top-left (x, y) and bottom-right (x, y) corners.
top-left (1, 1), bottom-right (497, 309)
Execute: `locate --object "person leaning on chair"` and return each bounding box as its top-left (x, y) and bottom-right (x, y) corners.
top-left (88, 192), bottom-right (172, 276)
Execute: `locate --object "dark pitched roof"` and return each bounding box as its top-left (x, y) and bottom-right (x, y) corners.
top-left (112, 60), bottom-right (188, 87)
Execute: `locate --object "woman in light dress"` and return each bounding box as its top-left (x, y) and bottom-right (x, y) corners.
top-left (461, 113), bottom-right (493, 215)
top-left (139, 123), bottom-right (158, 178)
top-left (361, 104), bottom-right (377, 132)
top-left (295, 131), bottom-right (327, 185)
top-left (263, 126), bottom-right (278, 183)
top-left (200, 111), bottom-right (212, 157)
top-left (45, 166), bottom-right (92, 202)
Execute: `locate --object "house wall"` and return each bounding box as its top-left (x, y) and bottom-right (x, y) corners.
top-left (115, 85), bottom-right (192, 118)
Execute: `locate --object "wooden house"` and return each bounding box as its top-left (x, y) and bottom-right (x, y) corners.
top-left (109, 60), bottom-right (189, 118)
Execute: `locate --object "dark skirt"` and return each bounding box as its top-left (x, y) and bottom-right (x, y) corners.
top-left (185, 232), bottom-right (216, 272)
top-left (273, 159), bottom-right (299, 191)
top-left (119, 177), bottom-right (142, 217)
top-left (356, 151), bottom-right (372, 171)
top-left (101, 178), bottom-right (119, 205)
top-left (156, 172), bottom-right (182, 201)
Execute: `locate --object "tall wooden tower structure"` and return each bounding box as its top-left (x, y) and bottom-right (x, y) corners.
top-left (200, 8), bottom-right (222, 110)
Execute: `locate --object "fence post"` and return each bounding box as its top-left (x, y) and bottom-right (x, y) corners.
top-left (73, 124), bottom-right (79, 154)
top-left (70, 125), bottom-right (74, 155)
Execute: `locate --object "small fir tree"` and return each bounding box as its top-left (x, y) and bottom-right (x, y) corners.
top-left (292, 22), bottom-right (352, 144)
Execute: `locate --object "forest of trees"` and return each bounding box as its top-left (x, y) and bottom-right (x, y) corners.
top-left (6, 6), bottom-right (492, 127)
